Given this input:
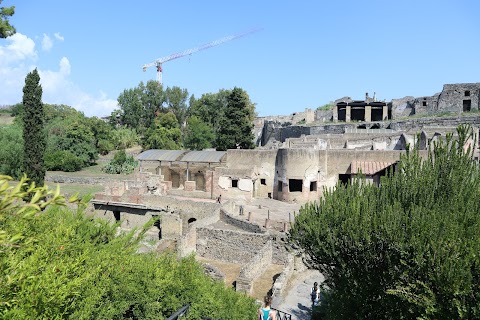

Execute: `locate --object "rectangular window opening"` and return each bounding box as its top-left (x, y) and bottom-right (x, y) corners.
top-left (231, 179), bottom-right (238, 188)
top-left (278, 181), bottom-right (283, 192)
top-left (339, 174), bottom-right (351, 186)
top-left (261, 178), bottom-right (266, 185)
top-left (463, 100), bottom-right (472, 112)
top-left (422, 101), bottom-right (427, 107)
top-left (310, 181), bottom-right (317, 192)
top-left (465, 90), bottom-right (471, 97)
top-left (289, 179), bottom-right (303, 192)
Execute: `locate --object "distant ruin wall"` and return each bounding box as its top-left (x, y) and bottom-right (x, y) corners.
top-left (196, 228), bottom-right (269, 264)
top-left (46, 175), bottom-right (108, 185)
top-left (220, 209), bottom-right (265, 233)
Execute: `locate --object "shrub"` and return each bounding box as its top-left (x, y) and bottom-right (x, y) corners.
top-left (102, 149), bottom-right (138, 174)
top-left (0, 175), bottom-right (258, 319)
top-left (44, 150), bottom-right (83, 172)
top-left (288, 125), bottom-right (480, 319)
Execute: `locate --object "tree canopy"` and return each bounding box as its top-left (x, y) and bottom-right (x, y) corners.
top-left (288, 126), bottom-right (480, 319)
top-left (0, 0), bottom-right (15, 38)
top-left (22, 69), bottom-right (46, 186)
top-left (215, 87), bottom-right (255, 151)
top-left (0, 176), bottom-right (258, 319)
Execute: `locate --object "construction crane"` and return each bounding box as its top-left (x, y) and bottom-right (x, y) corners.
top-left (142, 28), bottom-right (260, 85)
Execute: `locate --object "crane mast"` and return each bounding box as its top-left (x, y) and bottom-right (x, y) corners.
top-left (142, 29), bottom-right (260, 84)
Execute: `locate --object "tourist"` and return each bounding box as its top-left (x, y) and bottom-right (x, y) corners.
top-left (258, 295), bottom-right (276, 320)
top-left (217, 194), bottom-right (222, 203)
top-left (310, 282), bottom-right (320, 307)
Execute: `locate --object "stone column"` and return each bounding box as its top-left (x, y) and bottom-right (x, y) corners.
top-left (333, 105), bottom-right (338, 122)
top-left (365, 105), bottom-right (372, 122)
top-left (346, 105), bottom-right (351, 122)
top-left (382, 106), bottom-right (388, 120)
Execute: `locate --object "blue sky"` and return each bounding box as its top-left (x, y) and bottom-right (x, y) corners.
top-left (1, 0), bottom-right (479, 117)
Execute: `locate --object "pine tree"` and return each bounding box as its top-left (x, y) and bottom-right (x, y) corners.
top-left (216, 87), bottom-right (255, 151)
top-left (22, 69), bottom-right (46, 186)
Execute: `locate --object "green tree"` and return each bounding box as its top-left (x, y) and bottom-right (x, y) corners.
top-left (22, 69), bottom-right (46, 186)
top-left (140, 80), bottom-right (166, 130)
top-left (189, 89), bottom-right (230, 136)
top-left (86, 116), bottom-right (114, 155)
top-left (114, 80), bottom-right (165, 133)
top-left (111, 127), bottom-right (140, 150)
top-left (165, 86), bottom-right (189, 127)
top-left (288, 126), bottom-right (480, 319)
top-left (116, 86), bottom-right (144, 130)
top-left (216, 87), bottom-right (255, 151)
top-left (46, 117), bottom-right (98, 169)
top-left (184, 116), bottom-right (214, 150)
top-left (143, 112), bottom-right (182, 150)
top-left (0, 123), bottom-right (23, 179)
top-left (0, 0), bottom-right (15, 38)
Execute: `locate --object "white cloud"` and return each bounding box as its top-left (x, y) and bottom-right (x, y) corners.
top-left (39, 57), bottom-right (117, 117)
top-left (0, 33), bottom-right (117, 117)
top-left (0, 33), bottom-right (37, 65)
top-left (41, 33), bottom-right (53, 51)
top-left (54, 32), bottom-right (64, 41)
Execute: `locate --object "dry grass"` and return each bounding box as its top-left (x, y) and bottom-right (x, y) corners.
top-left (0, 114), bottom-right (14, 126)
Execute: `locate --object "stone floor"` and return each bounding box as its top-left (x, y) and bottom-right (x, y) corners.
top-left (275, 269), bottom-right (324, 320)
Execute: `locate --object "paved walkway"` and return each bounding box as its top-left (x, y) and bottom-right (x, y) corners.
top-left (275, 269), bottom-right (324, 320)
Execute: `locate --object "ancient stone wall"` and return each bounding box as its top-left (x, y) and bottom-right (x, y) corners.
top-left (196, 227), bottom-right (268, 263)
top-left (236, 240), bottom-right (273, 294)
top-left (437, 83), bottom-right (480, 113)
top-left (220, 209), bottom-right (265, 233)
top-left (271, 255), bottom-right (295, 299)
top-left (177, 225), bottom-right (197, 257)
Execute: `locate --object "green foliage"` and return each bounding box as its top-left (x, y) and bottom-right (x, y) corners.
top-left (44, 150), bottom-right (84, 172)
top-left (216, 87), bottom-right (255, 151)
top-left (46, 117), bottom-right (98, 169)
top-left (189, 90), bottom-right (230, 142)
top-left (143, 112), bottom-right (182, 150)
top-left (110, 127), bottom-right (140, 150)
top-left (317, 103), bottom-right (334, 111)
top-left (0, 175), bottom-right (258, 319)
top-left (0, 0), bottom-right (15, 38)
top-left (184, 116), bottom-right (214, 150)
top-left (165, 86), bottom-right (189, 127)
top-left (115, 80), bottom-right (166, 134)
top-left (22, 69), bottom-right (46, 186)
top-left (86, 116), bottom-right (115, 155)
top-left (0, 123), bottom-right (23, 179)
top-left (102, 149), bottom-right (138, 174)
top-left (288, 125), bottom-right (480, 319)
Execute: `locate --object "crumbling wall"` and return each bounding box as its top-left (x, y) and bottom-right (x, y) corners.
top-left (196, 228), bottom-right (268, 263)
top-left (220, 208), bottom-right (265, 233)
top-left (437, 83), bottom-right (480, 113)
top-left (236, 240), bottom-right (273, 294)
top-left (177, 225), bottom-right (197, 257)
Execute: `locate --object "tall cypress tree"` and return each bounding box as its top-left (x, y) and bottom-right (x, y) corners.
top-left (22, 69), bottom-right (46, 186)
top-left (216, 87), bottom-right (255, 151)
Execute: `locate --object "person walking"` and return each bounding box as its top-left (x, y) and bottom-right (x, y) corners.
top-left (258, 295), bottom-right (276, 320)
top-left (310, 281), bottom-right (320, 307)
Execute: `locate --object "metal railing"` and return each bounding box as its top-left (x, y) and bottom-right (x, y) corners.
top-left (272, 308), bottom-right (292, 320)
top-left (167, 305), bottom-right (189, 320)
